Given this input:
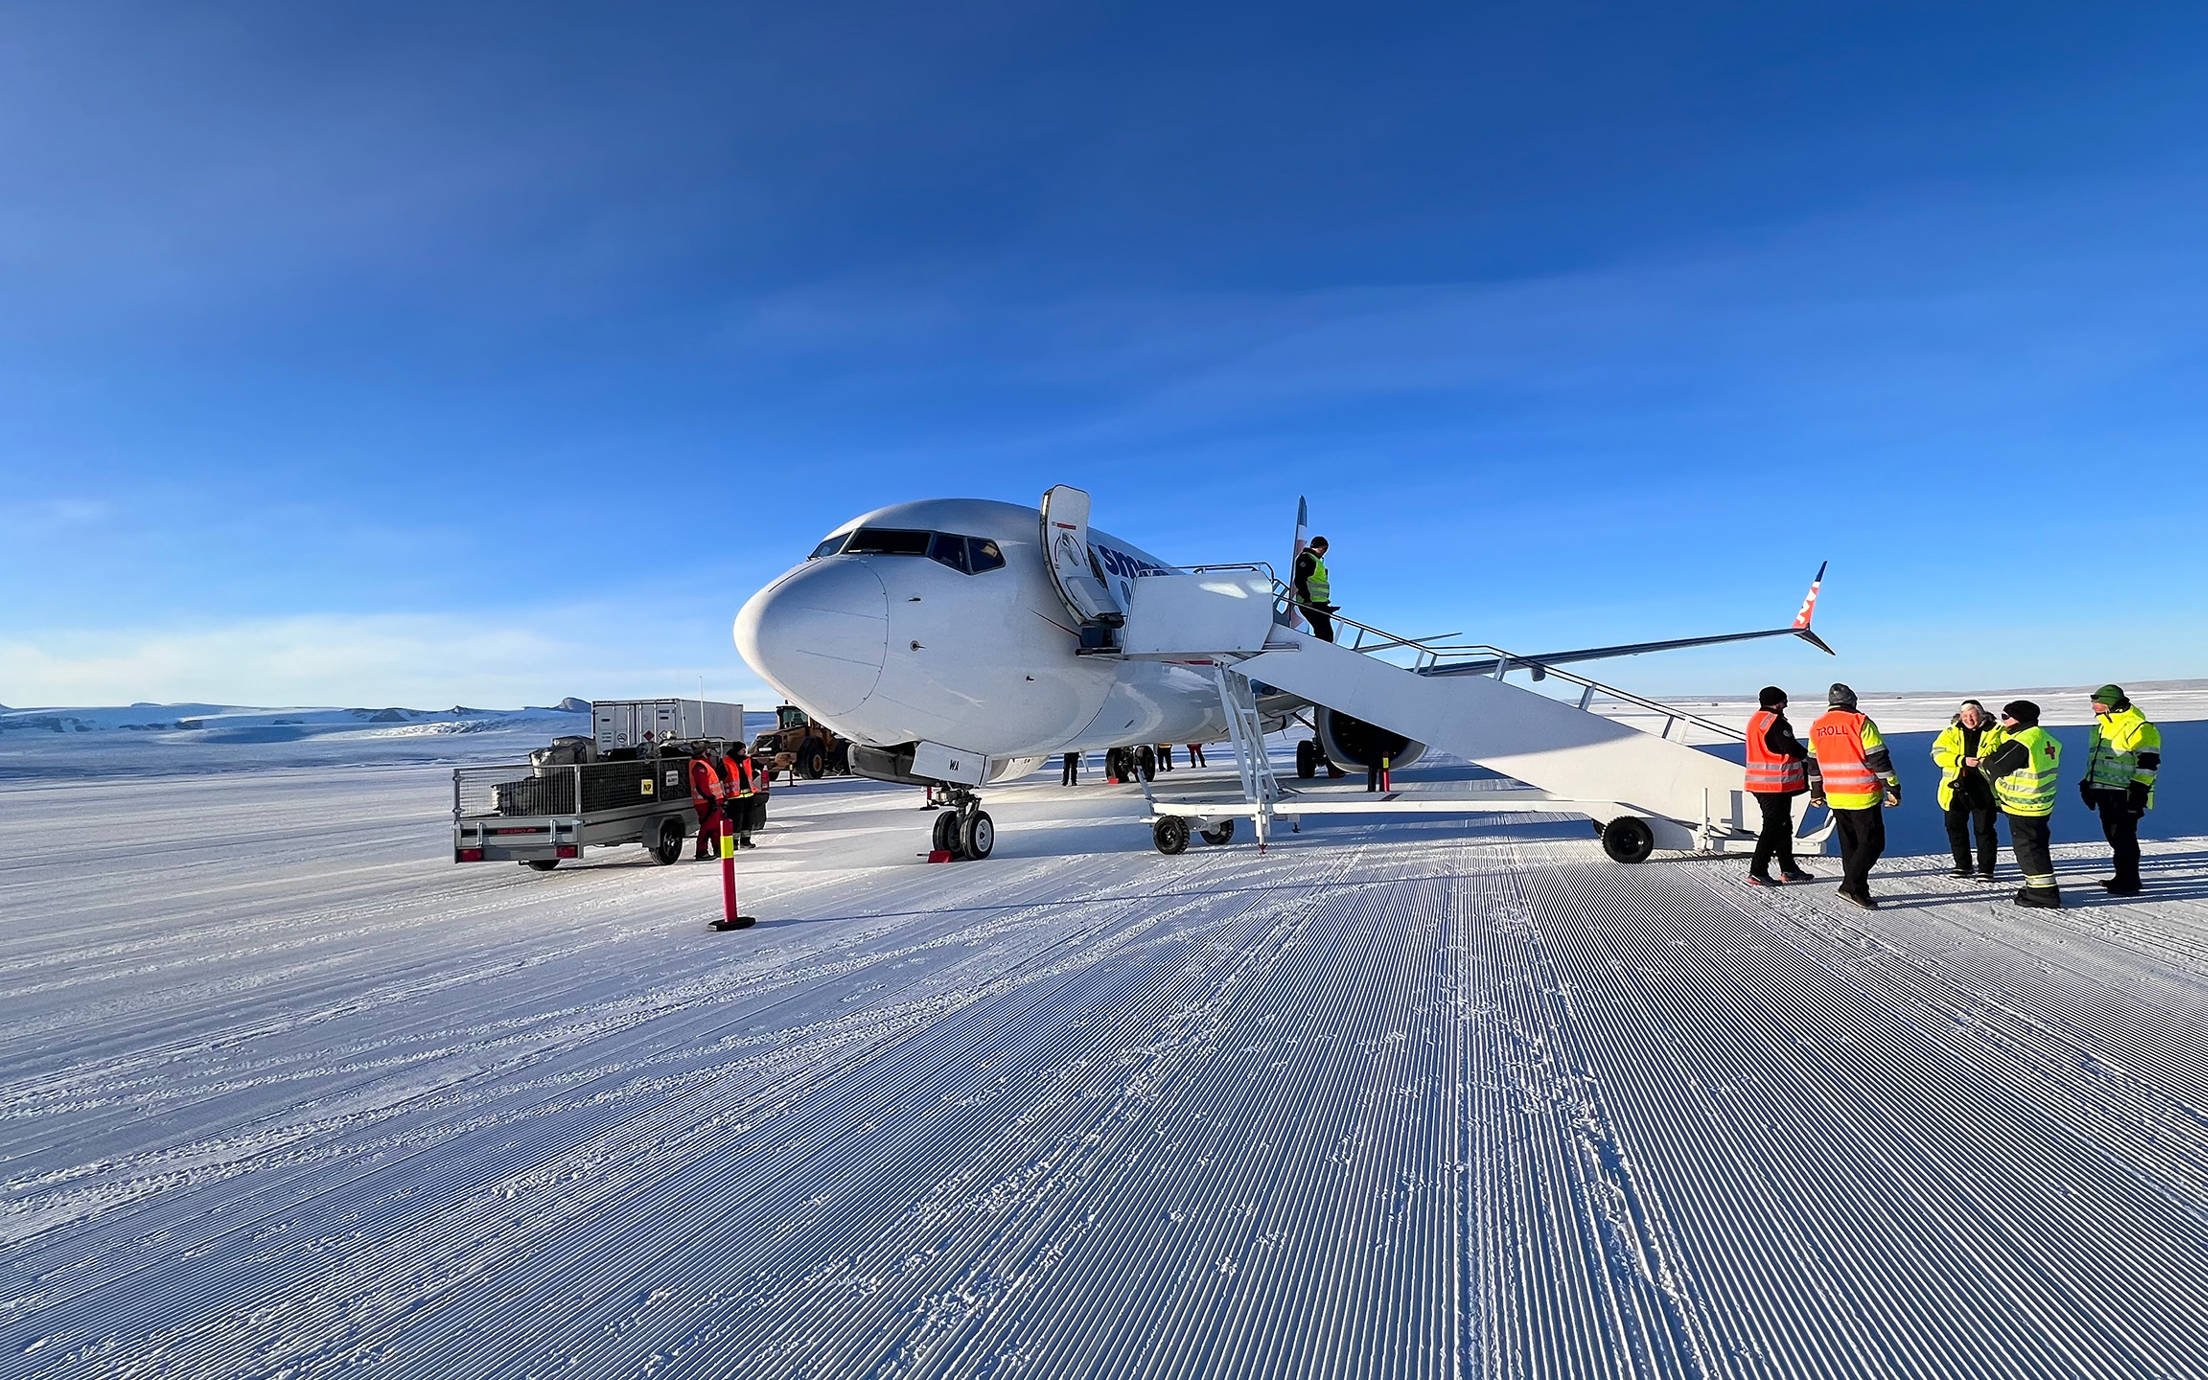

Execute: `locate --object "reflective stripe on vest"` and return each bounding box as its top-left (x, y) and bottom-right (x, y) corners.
top-left (1304, 556), bottom-right (1330, 604)
top-left (1995, 727), bottom-right (2061, 818)
top-left (1744, 710), bottom-right (1807, 793)
top-left (689, 758), bottom-right (723, 804)
top-left (2087, 706), bottom-right (2158, 795)
top-left (723, 755), bottom-right (755, 797)
top-left (1810, 709), bottom-right (1882, 808)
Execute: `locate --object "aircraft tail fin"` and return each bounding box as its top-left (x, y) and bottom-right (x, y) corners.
top-left (1283, 496), bottom-right (1310, 631)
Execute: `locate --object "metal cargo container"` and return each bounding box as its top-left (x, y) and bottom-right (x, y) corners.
top-left (590, 698), bottom-right (745, 751)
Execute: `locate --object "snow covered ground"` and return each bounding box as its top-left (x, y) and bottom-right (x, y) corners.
top-left (4, 700), bottom-right (2207, 1378)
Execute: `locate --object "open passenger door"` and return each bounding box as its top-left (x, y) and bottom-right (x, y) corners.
top-left (1040, 485), bottom-right (1124, 628)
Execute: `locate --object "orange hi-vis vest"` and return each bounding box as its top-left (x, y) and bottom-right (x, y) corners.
top-left (1744, 710), bottom-right (1808, 794)
top-left (1810, 708), bottom-right (1885, 809)
top-left (688, 756), bottom-right (725, 809)
top-left (722, 752), bottom-right (756, 797)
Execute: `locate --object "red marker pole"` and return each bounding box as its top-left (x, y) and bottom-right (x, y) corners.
top-left (713, 808), bottom-right (757, 930)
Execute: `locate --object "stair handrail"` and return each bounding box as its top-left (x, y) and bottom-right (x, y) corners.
top-left (1265, 580), bottom-right (1744, 744)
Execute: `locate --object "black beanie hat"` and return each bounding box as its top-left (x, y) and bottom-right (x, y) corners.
top-left (2001, 699), bottom-right (2041, 726)
top-left (1828, 682), bottom-right (1857, 708)
top-left (1758, 685), bottom-right (1786, 709)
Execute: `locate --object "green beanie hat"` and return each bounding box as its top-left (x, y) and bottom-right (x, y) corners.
top-left (2093, 683), bottom-right (2126, 707)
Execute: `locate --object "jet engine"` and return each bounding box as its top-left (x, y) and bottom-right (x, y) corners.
top-left (1314, 708), bottom-right (1427, 772)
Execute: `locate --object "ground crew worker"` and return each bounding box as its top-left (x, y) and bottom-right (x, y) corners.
top-left (1156, 743), bottom-right (1174, 772)
top-left (1932, 698), bottom-right (2005, 880)
top-left (686, 749), bottom-right (726, 859)
top-left (1293, 536), bottom-right (1336, 642)
top-left (1186, 742), bottom-right (1207, 767)
top-left (721, 742), bottom-right (764, 848)
top-left (1061, 751), bottom-right (1080, 786)
top-left (1809, 682), bottom-right (1901, 909)
top-left (1743, 685), bottom-right (1815, 887)
top-left (2083, 684), bottom-right (2161, 895)
top-left (1978, 700), bottom-right (2063, 908)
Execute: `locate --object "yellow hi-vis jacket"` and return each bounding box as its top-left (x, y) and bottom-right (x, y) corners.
top-left (1993, 727), bottom-right (2062, 818)
top-left (1810, 709), bottom-right (1899, 810)
top-left (2086, 705), bottom-right (2161, 808)
top-left (1931, 718), bottom-right (2008, 812)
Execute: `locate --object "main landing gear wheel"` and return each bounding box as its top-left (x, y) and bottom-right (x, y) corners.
top-left (958, 811), bottom-right (995, 859)
top-left (1104, 748), bottom-right (1129, 782)
top-left (1136, 746), bottom-right (1156, 781)
top-left (1200, 819), bottom-right (1236, 846)
top-left (649, 817), bottom-right (685, 865)
top-left (1295, 739), bottom-right (1318, 779)
top-left (932, 810), bottom-right (959, 855)
top-left (1600, 815), bottom-right (1656, 865)
top-left (1152, 816), bottom-right (1190, 854)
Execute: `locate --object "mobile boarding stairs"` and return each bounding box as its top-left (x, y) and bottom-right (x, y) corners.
top-left (1111, 566), bottom-right (1836, 862)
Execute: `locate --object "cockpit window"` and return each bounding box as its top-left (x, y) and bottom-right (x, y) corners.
top-left (927, 532), bottom-right (970, 573)
top-left (842, 527), bottom-right (932, 557)
top-left (826, 526), bottom-right (1007, 575)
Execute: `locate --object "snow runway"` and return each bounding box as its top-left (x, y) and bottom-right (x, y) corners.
top-left (4, 764), bottom-right (2206, 1377)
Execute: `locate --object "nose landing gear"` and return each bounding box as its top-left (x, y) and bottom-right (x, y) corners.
top-left (928, 784), bottom-right (995, 860)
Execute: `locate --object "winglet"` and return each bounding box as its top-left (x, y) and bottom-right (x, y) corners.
top-left (1792, 561), bottom-right (1834, 654)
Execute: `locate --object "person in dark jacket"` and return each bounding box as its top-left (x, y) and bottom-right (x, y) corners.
top-left (1743, 685), bottom-right (1815, 885)
top-left (1978, 700), bottom-right (2063, 908)
top-left (1931, 699), bottom-right (2004, 879)
top-left (1292, 537), bottom-right (1336, 642)
top-left (1061, 751), bottom-right (1080, 786)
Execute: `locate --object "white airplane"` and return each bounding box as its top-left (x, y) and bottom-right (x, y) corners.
top-left (733, 489), bottom-right (1830, 860)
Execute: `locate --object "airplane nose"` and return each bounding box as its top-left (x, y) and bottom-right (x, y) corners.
top-left (733, 560), bottom-right (890, 718)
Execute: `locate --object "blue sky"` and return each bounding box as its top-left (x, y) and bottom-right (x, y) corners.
top-left (4, 2), bottom-right (2205, 709)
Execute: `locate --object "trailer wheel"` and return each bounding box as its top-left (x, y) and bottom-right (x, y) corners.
top-left (799, 741), bottom-right (826, 779)
top-left (1200, 819), bottom-right (1236, 846)
top-left (1295, 740), bottom-right (1318, 779)
top-left (1153, 816), bottom-right (1190, 854)
top-left (1136, 746), bottom-right (1156, 781)
top-left (959, 811), bottom-right (995, 860)
top-left (649, 817), bottom-right (685, 865)
top-left (1600, 815), bottom-right (1656, 865)
top-left (524, 858), bottom-right (560, 872)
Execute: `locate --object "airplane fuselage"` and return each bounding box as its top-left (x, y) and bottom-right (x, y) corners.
top-left (734, 499), bottom-right (1236, 774)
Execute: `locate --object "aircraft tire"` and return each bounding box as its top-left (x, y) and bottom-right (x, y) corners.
top-left (1137, 746), bottom-right (1155, 781)
top-left (1153, 816), bottom-right (1190, 854)
top-left (959, 811), bottom-right (995, 859)
top-left (1295, 740), bottom-right (1318, 779)
top-left (932, 810), bottom-right (959, 854)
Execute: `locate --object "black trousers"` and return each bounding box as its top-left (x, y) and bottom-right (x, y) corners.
top-left (2093, 791), bottom-right (2142, 886)
top-left (1061, 752), bottom-right (1079, 786)
top-left (1834, 806), bottom-right (1885, 895)
top-left (1944, 779), bottom-right (2000, 875)
top-left (2007, 813), bottom-right (2055, 891)
top-left (1749, 791), bottom-right (1800, 877)
top-left (1302, 606), bottom-right (1335, 642)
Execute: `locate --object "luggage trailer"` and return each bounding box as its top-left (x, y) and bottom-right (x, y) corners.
top-left (452, 753), bottom-right (718, 871)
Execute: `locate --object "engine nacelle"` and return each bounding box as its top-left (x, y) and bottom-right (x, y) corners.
top-left (1315, 708), bottom-right (1427, 772)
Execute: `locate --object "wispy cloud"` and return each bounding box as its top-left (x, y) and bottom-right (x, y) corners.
top-left (0, 612), bottom-right (769, 710)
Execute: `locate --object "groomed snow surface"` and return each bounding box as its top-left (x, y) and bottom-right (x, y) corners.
top-left (6, 724), bottom-right (2208, 1377)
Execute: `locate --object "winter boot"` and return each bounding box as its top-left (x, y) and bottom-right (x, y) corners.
top-left (2013, 886), bottom-right (2062, 909)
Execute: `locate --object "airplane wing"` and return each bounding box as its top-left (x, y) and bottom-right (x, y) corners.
top-left (1426, 563), bottom-right (1834, 679)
